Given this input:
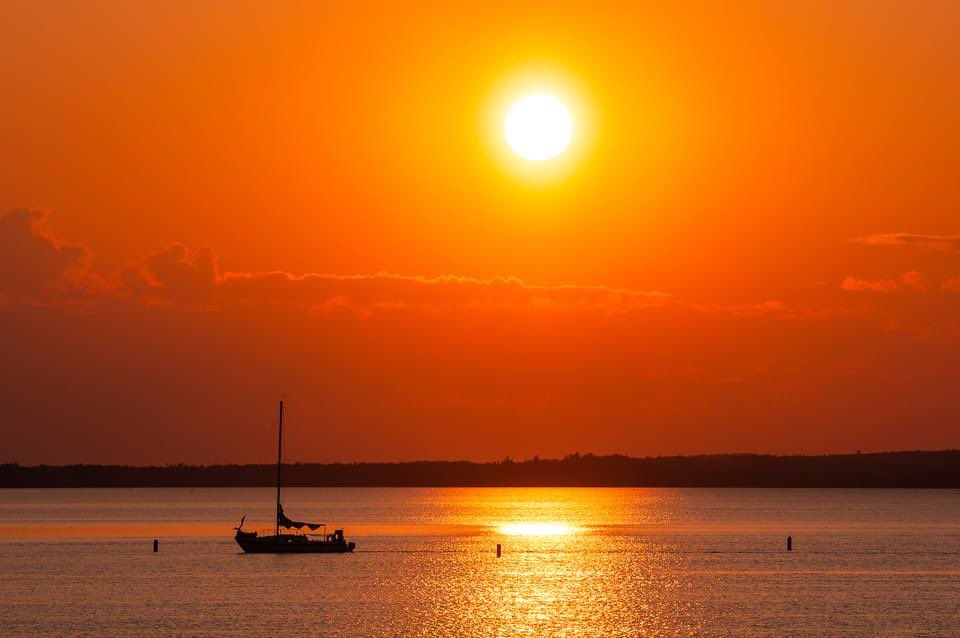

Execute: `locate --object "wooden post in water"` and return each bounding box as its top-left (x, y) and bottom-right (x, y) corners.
top-left (787, 535), bottom-right (792, 551)
top-left (153, 539), bottom-right (159, 553)
top-left (496, 543), bottom-right (502, 558)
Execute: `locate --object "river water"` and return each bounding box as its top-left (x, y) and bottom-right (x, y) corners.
top-left (1, 487), bottom-right (958, 636)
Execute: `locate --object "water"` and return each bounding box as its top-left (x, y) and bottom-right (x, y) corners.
top-left (1, 488), bottom-right (958, 636)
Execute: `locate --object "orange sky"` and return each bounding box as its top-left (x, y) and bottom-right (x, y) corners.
top-left (2, 1), bottom-right (959, 464)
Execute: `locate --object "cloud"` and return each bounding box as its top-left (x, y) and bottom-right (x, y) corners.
top-left (124, 247), bottom-right (848, 318)
top-left (943, 277), bottom-right (960, 292)
top-left (900, 271), bottom-right (926, 291)
top-left (0, 209), bottom-right (92, 300)
top-left (686, 299), bottom-right (847, 320)
top-left (122, 250), bottom-right (673, 314)
top-left (841, 276), bottom-right (898, 292)
top-left (840, 272), bottom-right (927, 293)
top-left (125, 244), bottom-right (220, 302)
top-left (0, 209), bottom-right (878, 319)
top-left (854, 233), bottom-right (960, 250)
top-left (215, 270), bottom-right (668, 314)
top-left (3, 210), bottom-right (667, 313)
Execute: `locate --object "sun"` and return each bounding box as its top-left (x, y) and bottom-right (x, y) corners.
top-left (504, 95), bottom-right (573, 161)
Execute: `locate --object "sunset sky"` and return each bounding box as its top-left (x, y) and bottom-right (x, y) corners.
top-left (2, 1), bottom-right (959, 464)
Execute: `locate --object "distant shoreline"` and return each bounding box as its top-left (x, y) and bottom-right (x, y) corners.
top-left (3, 450), bottom-right (959, 488)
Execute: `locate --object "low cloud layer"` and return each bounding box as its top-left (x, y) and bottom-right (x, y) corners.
top-left (0, 209), bottom-right (92, 300)
top-left (841, 276), bottom-right (899, 292)
top-left (3, 210), bottom-right (667, 314)
top-left (855, 233), bottom-right (960, 251)
top-left (8, 210), bottom-right (957, 320)
top-left (942, 277), bottom-right (960, 292)
top-left (841, 271), bottom-right (926, 293)
top-left (124, 243), bottom-right (668, 313)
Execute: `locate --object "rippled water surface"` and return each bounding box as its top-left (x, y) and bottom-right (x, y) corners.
top-left (1, 488), bottom-right (958, 636)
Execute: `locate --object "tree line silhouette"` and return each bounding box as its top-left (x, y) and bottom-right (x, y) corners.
top-left (2, 450), bottom-right (959, 488)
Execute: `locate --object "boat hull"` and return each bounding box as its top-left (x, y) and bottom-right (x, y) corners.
top-left (235, 531), bottom-right (356, 554)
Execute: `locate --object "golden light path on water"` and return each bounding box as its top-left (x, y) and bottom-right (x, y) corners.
top-left (498, 522), bottom-right (577, 536)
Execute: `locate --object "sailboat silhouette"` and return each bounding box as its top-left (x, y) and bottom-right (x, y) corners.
top-left (234, 401), bottom-right (356, 553)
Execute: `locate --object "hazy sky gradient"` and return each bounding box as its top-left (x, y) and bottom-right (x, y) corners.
top-left (2, 1), bottom-right (959, 463)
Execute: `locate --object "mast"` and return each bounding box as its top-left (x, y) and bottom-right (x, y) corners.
top-left (275, 400), bottom-right (283, 536)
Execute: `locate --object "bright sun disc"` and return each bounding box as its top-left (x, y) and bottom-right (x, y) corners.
top-left (505, 95), bottom-right (573, 161)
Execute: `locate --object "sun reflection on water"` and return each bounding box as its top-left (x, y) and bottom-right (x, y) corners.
top-left (499, 522), bottom-right (577, 536)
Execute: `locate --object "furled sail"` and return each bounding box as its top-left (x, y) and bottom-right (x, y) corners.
top-left (277, 504), bottom-right (324, 531)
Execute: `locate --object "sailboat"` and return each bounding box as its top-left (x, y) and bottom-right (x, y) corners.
top-left (234, 401), bottom-right (356, 553)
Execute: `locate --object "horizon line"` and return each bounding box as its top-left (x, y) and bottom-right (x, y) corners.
top-left (5, 448), bottom-right (959, 469)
